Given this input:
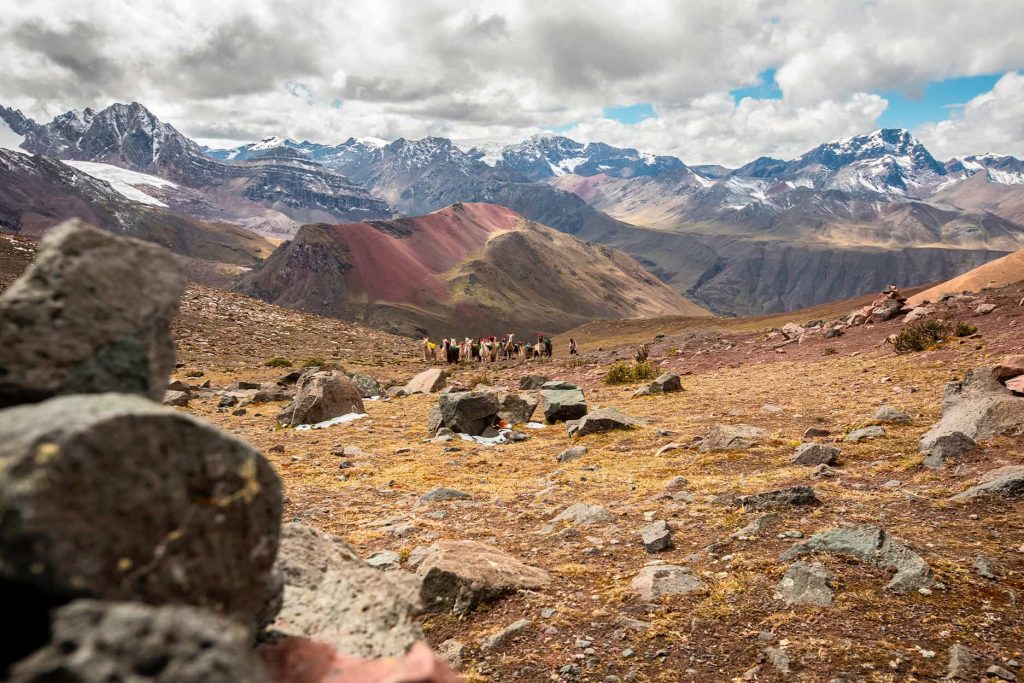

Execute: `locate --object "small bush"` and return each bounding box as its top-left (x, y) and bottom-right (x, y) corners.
top-left (566, 358), bottom-right (589, 368)
top-left (302, 357), bottom-right (326, 367)
top-left (893, 319), bottom-right (951, 354)
top-left (634, 343), bottom-right (650, 364)
top-left (604, 360), bottom-right (656, 385)
top-left (264, 357), bottom-right (293, 368)
top-left (466, 372), bottom-right (494, 389)
top-left (185, 369), bottom-right (204, 378)
top-left (953, 321), bottom-right (977, 337)
top-left (823, 346), bottom-right (837, 356)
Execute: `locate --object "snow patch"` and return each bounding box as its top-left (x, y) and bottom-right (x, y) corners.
top-left (63, 160), bottom-right (177, 207)
top-left (0, 119), bottom-right (25, 153)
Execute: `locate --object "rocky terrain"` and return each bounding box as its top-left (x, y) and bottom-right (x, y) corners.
top-left (2, 222), bottom-right (1022, 682)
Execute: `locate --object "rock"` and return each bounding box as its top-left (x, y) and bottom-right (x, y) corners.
top-left (1007, 376), bottom-right (1024, 395)
top-left (407, 546), bottom-right (431, 569)
top-left (8, 600), bottom-right (267, 683)
top-left (259, 639), bottom-right (460, 683)
top-left (226, 380), bottom-right (262, 391)
top-left (782, 322), bottom-right (805, 338)
top-left (781, 525), bottom-right (933, 593)
top-left (479, 619), bottom-right (532, 653)
top-left (922, 431), bottom-right (977, 468)
top-left (541, 381), bottom-right (587, 423)
top-left (365, 550), bottom-right (402, 571)
top-left (631, 565), bottom-right (703, 600)
top-left (497, 392), bottom-right (539, 424)
top-left (417, 486), bottom-right (472, 506)
top-left (433, 390), bottom-right (499, 436)
top-left (736, 486), bottom-right (818, 510)
top-left (656, 442), bottom-right (684, 456)
top-left (351, 373), bottom-right (383, 398)
top-left (764, 647), bottom-right (791, 674)
top-left (277, 370), bottom-right (303, 385)
top-left (872, 298), bottom-right (904, 321)
top-left (387, 386), bottom-right (409, 398)
top-left (945, 643), bottom-right (973, 680)
top-left (406, 368), bottom-right (446, 394)
top-left (803, 427), bottom-right (831, 438)
top-left (664, 476), bottom-right (689, 491)
top-left (951, 465), bottom-right (1024, 500)
top-left (519, 375), bottom-right (550, 390)
top-left (0, 220), bottom-right (186, 408)
top-left (874, 405), bottom-right (911, 424)
top-left (792, 443), bottom-right (840, 466)
top-left (992, 355), bottom-right (1024, 381)
top-left (919, 368), bottom-right (1024, 454)
top-left (649, 372), bottom-right (683, 394)
top-left (271, 523), bottom-right (423, 657)
top-left (436, 640), bottom-right (464, 670)
top-left (218, 394), bottom-right (238, 408)
top-left (731, 513), bottom-right (778, 539)
top-left (277, 370), bottom-right (365, 427)
top-left (167, 379), bottom-right (192, 392)
top-left (253, 385), bottom-right (293, 403)
top-left (776, 561), bottom-right (835, 607)
top-left (163, 389), bottom-right (190, 406)
top-left (556, 445), bottom-right (588, 463)
top-left (551, 502), bottom-right (615, 526)
top-left (845, 425), bottom-right (885, 443)
top-left (823, 325), bottom-right (844, 339)
top-left (566, 407), bottom-right (645, 437)
top-left (0, 394), bottom-right (281, 636)
top-left (903, 305), bottom-right (934, 324)
top-left (641, 520), bottom-right (672, 552)
top-left (973, 554), bottom-right (997, 579)
top-left (976, 303), bottom-right (997, 314)
top-left (416, 540), bottom-right (550, 614)
top-left (698, 424), bottom-right (765, 452)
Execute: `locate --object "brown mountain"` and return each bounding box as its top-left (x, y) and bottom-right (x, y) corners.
top-left (236, 202), bottom-right (707, 337)
top-left (907, 248), bottom-right (1024, 306)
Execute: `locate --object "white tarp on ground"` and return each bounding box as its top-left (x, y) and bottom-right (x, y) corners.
top-left (294, 412), bottom-right (368, 431)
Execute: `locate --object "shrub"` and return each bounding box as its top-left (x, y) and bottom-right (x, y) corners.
top-left (604, 360), bottom-right (656, 385)
top-left (953, 321), bottom-right (977, 337)
top-left (634, 343), bottom-right (650, 364)
top-left (893, 319), bottom-right (951, 354)
top-left (823, 346), bottom-right (837, 356)
top-left (185, 369), bottom-right (204, 378)
top-left (466, 372), bottom-right (494, 389)
top-left (264, 357), bottom-right (293, 368)
top-left (302, 357), bottom-right (326, 367)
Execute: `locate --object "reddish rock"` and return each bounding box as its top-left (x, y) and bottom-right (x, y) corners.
top-left (1007, 375), bottom-right (1024, 395)
top-left (992, 355), bottom-right (1024, 381)
top-left (260, 638), bottom-right (461, 683)
top-left (277, 370), bottom-right (364, 426)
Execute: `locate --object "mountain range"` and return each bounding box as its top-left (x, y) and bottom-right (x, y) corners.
top-left (3, 100), bottom-right (1024, 324)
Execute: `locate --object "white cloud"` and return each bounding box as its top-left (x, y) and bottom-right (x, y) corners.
top-left (0, 0), bottom-right (1022, 163)
top-left (915, 71), bottom-right (1024, 159)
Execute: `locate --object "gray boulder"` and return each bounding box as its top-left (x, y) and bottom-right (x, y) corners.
top-left (479, 619), bottom-right (532, 653)
top-left (351, 373), bottom-right (383, 398)
top-left (519, 375), bottom-right (549, 390)
top-left (550, 502), bottom-right (615, 526)
top-left (417, 486), bottom-right (472, 506)
top-left (736, 486), bottom-right (818, 510)
top-left (0, 220), bottom-right (186, 408)
top-left (271, 523), bottom-right (423, 657)
top-left (433, 390), bottom-right (499, 436)
top-left (417, 540), bottom-right (550, 614)
top-left (497, 391), bottom-right (539, 424)
top-left (634, 372), bottom-right (683, 397)
top-left (792, 443), bottom-right (840, 466)
top-left (163, 389), bottom-right (190, 407)
top-left (641, 520), bottom-right (672, 552)
top-left (541, 381), bottom-right (587, 423)
top-left (919, 368), bottom-right (1024, 454)
top-left (631, 565), bottom-right (703, 600)
top-left (922, 431), bottom-right (976, 469)
top-left (556, 445), bottom-right (588, 463)
top-left (874, 405), bottom-right (911, 424)
top-left (8, 600), bottom-right (267, 683)
top-left (406, 368), bottom-right (446, 394)
top-left (950, 465), bottom-right (1024, 500)
top-left (775, 561), bottom-right (835, 607)
top-left (781, 525), bottom-right (933, 593)
top-left (277, 370), bottom-right (365, 426)
top-left (0, 393), bottom-right (282, 626)
top-left (845, 425), bottom-right (885, 443)
top-left (945, 643), bottom-right (974, 680)
top-left (365, 550), bottom-right (402, 571)
top-left (699, 424), bottom-right (765, 452)
top-left (566, 407), bottom-right (645, 437)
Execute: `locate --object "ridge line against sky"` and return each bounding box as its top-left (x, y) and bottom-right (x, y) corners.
top-left (2, 0), bottom-right (1023, 166)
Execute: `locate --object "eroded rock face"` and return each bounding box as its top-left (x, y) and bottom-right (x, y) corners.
top-left (0, 393), bottom-right (282, 629)
top-left (416, 540), bottom-right (550, 615)
top-left (780, 525), bottom-right (932, 593)
top-left (0, 220), bottom-right (186, 408)
top-left (277, 370), bottom-right (365, 426)
top-left (270, 523), bottom-right (423, 659)
top-left (699, 424), bottom-right (765, 452)
top-left (9, 600), bottom-right (268, 683)
top-left (919, 368), bottom-right (1024, 454)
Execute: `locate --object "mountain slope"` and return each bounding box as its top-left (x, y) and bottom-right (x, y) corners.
top-left (907, 248), bottom-right (1024, 306)
top-left (485, 135), bottom-right (687, 182)
top-left (236, 202), bottom-right (707, 336)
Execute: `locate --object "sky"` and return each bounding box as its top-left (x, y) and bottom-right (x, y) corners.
top-left (2, 0), bottom-right (1024, 166)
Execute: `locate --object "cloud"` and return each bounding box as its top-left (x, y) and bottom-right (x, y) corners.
top-left (916, 71), bottom-right (1024, 159)
top-left (0, 0), bottom-right (1022, 163)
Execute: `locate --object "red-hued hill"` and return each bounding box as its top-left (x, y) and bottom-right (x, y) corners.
top-left (236, 202), bottom-right (708, 337)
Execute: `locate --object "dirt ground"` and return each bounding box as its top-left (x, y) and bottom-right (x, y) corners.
top-left (3, 232), bottom-right (1023, 681)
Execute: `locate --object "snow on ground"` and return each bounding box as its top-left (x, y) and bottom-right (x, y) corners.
top-left (0, 119), bottom-right (25, 153)
top-left (63, 160), bottom-right (177, 207)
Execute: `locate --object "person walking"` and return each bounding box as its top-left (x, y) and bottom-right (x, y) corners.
top-left (569, 338), bottom-right (577, 355)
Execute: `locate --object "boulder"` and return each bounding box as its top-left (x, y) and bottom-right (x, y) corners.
top-left (919, 368), bottom-right (1024, 454)
top-left (736, 486), bottom-right (818, 510)
top-left (803, 427), bottom-right (831, 438)
top-left (566, 407), bottom-right (645, 437)
top-left (479, 619), bottom-right (532, 653)
top-left (0, 394), bottom-right (281, 629)
top-left (871, 298), bottom-right (904, 321)
top-left (845, 425), bottom-right (885, 443)
top-left (252, 385), bottom-right (293, 403)
top-left (416, 487), bottom-right (472, 506)
top-left (874, 405), bottom-right (911, 424)
top-left (648, 372), bottom-right (683, 394)
top-left (950, 465), bottom-right (1024, 500)
top-left (782, 322), bottom-right (805, 338)
top-left (631, 565), bottom-right (703, 600)
top-left (792, 443), bottom-right (840, 466)
top-left (497, 392), bottom-right (539, 424)
top-left (433, 390), bottom-right (499, 436)
top-left (902, 306), bottom-right (934, 324)
top-left (780, 525), bottom-right (933, 593)
top-left (922, 431), bottom-right (976, 469)
top-left (8, 600), bottom-right (268, 683)
top-left (226, 380), bottom-right (262, 391)
top-left (259, 639), bottom-right (460, 683)
top-left (406, 369), bottom-right (446, 394)
top-left (0, 220), bottom-right (186, 408)
top-left (277, 370), bottom-right (365, 427)
top-left (550, 502), bottom-right (615, 526)
top-left (975, 303), bottom-right (996, 314)
top-left (992, 355), bottom-right (1024, 382)
top-left (945, 643), bottom-right (974, 680)
top-left (365, 551), bottom-right (402, 571)
top-left (416, 540), bottom-right (550, 614)
top-left (540, 381), bottom-right (587, 423)
top-left (163, 389), bottom-right (190, 407)
top-left (698, 424), bottom-right (765, 452)
top-left (519, 375), bottom-right (550, 390)
top-left (641, 520), bottom-right (672, 552)
top-left (775, 561), bottom-right (835, 607)
top-left (556, 445), bottom-right (588, 463)
top-left (271, 523), bottom-right (423, 658)
top-left (1008, 376), bottom-right (1024, 395)
top-left (823, 324), bottom-right (844, 339)
top-left (351, 373), bottom-right (383, 398)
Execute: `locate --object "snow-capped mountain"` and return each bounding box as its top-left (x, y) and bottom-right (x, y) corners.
top-left (945, 154), bottom-right (1024, 185)
top-left (485, 134), bottom-right (686, 181)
